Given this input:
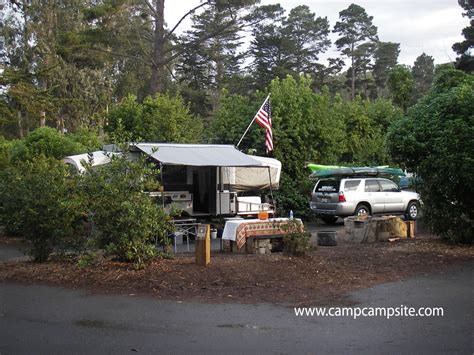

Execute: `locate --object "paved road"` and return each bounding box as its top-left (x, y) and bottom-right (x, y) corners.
top-left (1, 263), bottom-right (472, 354)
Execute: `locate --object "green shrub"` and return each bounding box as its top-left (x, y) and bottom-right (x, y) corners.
top-left (0, 155), bottom-right (85, 261)
top-left (106, 94), bottom-right (203, 143)
top-left (387, 68), bottom-right (474, 243)
top-left (81, 151), bottom-right (174, 269)
top-left (68, 127), bottom-right (104, 152)
top-left (281, 219), bottom-right (311, 256)
top-left (11, 127), bottom-right (86, 162)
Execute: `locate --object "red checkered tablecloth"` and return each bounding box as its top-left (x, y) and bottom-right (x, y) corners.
top-left (234, 219), bottom-right (303, 249)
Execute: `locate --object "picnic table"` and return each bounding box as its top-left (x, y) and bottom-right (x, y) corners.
top-left (222, 218), bottom-right (303, 250)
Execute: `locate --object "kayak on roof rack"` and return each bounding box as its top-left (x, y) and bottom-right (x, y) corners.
top-left (307, 164), bottom-right (405, 179)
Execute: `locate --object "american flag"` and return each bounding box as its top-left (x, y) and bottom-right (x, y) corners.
top-left (255, 96), bottom-right (273, 153)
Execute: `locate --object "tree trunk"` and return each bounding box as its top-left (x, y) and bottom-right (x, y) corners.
top-left (351, 43), bottom-right (355, 100)
top-left (18, 111), bottom-right (24, 138)
top-left (149, 0), bottom-right (165, 96)
top-left (40, 111), bottom-right (46, 127)
top-left (363, 70), bottom-right (368, 99)
top-left (57, 117), bottom-right (65, 135)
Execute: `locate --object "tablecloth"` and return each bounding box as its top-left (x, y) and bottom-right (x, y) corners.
top-left (222, 218), bottom-right (303, 250)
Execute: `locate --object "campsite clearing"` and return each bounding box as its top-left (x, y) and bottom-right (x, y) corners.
top-left (1, 230), bottom-right (472, 306)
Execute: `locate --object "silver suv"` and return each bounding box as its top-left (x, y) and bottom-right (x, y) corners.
top-left (310, 177), bottom-right (420, 224)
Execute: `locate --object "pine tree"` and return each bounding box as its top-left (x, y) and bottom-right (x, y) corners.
top-left (334, 4), bottom-right (378, 99)
top-left (411, 53), bottom-right (435, 103)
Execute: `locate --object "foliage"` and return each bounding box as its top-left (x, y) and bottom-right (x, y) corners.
top-left (106, 94), bottom-right (203, 143)
top-left (176, 4), bottom-right (245, 112)
top-left (452, 0), bottom-right (474, 72)
top-left (68, 127), bottom-right (104, 152)
top-left (80, 151), bottom-right (175, 269)
top-left (333, 4), bottom-right (378, 99)
top-left (373, 42), bottom-right (400, 95)
top-left (1, 1), bottom-right (114, 135)
top-left (411, 53), bottom-right (435, 104)
top-left (9, 127), bottom-right (87, 162)
top-left (248, 4), bottom-right (331, 92)
top-left (211, 75), bottom-right (399, 217)
top-left (282, 5), bottom-right (331, 74)
top-left (281, 219), bottom-right (311, 256)
top-left (0, 155), bottom-right (85, 261)
top-left (208, 92), bottom-right (263, 147)
top-left (387, 65), bottom-right (414, 111)
top-left (387, 68), bottom-right (474, 243)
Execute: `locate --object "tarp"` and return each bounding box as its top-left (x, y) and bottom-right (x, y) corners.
top-left (232, 156), bottom-right (281, 191)
top-left (134, 143), bottom-right (264, 167)
top-left (63, 151), bottom-right (116, 173)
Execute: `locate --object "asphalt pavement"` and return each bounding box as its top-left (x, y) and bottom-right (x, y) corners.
top-left (1, 262), bottom-right (472, 354)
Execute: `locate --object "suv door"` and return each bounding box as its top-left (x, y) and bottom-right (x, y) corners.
top-left (378, 178), bottom-right (404, 212)
top-left (363, 179), bottom-right (384, 213)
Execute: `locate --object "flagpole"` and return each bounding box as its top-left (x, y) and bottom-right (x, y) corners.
top-left (236, 93), bottom-right (271, 149)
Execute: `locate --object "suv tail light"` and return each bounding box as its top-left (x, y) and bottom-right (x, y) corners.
top-left (338, 191), bottom-right (346, 202)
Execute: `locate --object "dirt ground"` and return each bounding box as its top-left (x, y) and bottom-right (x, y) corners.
top-left (1, 231), bottom-right (472, 306)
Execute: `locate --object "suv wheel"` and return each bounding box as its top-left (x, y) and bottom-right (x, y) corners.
top-left (321, 215), bottom-right (338, 225)
top-left (355, 203), bottom-right (370, 217)
top-left (406, 201), bottom-right (418, 220)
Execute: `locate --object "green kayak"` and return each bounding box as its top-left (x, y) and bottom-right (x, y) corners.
top-left (308, 164), bottom-right (405, 178)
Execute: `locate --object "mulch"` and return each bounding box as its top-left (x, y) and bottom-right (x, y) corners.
top-left (0, 236), bottom-right (472, 306)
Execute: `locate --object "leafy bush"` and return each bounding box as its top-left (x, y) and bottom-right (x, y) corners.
top-left (68, 127), bottom-right (104, 152)
top-left (281, 219), bottom-right (311, 256)
top-left (387, 68), bottom-right (473, 243)
top-left (106, 94), bottom-right (203, 143)
top-left (81, 151), bottom-right (174, 269)
top-left (0, 155), bottom-right (85, 261)
top-left (11, 127), bottom-right (86, 162)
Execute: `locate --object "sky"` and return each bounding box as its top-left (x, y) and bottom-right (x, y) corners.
top-left (164, 0), bottom-right (469, 67)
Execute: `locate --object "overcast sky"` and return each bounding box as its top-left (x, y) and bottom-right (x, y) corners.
top-left (165, 0), bottom-right (469, 67)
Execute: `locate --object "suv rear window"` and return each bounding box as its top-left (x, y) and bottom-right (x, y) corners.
top-left (316, 180), bottom-right (340, 192)
top-left (343, 180), bottom-right (361, 191)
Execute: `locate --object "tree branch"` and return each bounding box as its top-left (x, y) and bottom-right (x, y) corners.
top-left (164, 1), bottom-right (210, 42)
top-left (143, 0), bottom-right (158, 18)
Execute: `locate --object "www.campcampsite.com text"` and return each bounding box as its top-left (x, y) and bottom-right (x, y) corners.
top-left (294, 305), bottom-right (444, 320)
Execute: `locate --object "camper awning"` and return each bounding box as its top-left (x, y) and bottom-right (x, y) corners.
top-left (134, 143), bottom-right (264, 167)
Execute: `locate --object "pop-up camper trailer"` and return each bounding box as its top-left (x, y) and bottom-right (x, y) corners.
top-left (131, 143), bottom-right (281, 217)
top-left (64, 143), bottom-right (281, 218)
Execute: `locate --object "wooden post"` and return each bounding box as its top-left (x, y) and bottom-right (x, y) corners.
top-left (195, 224), bottom-right (210, 266)
top-left (406, 221), bottom-right (415, 238)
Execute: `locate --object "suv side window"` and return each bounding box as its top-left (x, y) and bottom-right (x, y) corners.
top-left (380, 179), bottom-right (399, 192)
top-left (344, 180), bottom-right (361, 191)
top-left (365, 179), bottom-right (381, 192)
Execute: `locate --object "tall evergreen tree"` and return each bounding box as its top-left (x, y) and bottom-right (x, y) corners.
top-left (176, 5), bottom-right (244, 114)
top-left (333, 4), bottom-right (378, 100)
top-left (81, 0), bottom-right (257, 96)
top-left (452, 0), bottom-right (474, 73)
top-left (281, 5), bottom-right (331, 74)
top-left (1, 0), bottom-right (113, 137)
top-left (372, 42), bottom-right (400, 97)
top-left (411, 53), bottom-right (435, 103)
top-left (387, 65), bottom-right (414, 111)
top-left (248, 4), bottom-right (287, 90)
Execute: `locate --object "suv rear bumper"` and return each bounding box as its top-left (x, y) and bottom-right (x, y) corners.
top-left (309, 202), bottom-right (356, 217)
